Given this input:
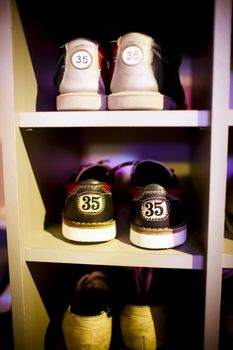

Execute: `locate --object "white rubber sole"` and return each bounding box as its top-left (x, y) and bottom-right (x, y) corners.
top-left (130, 225), bottom-right (187, 249)
top-left (57, 92), bottom-right (107, 111)
top-left (62, 220), bottom-right (116, 242)
top-left (108, 91), bottom-right (176, 110)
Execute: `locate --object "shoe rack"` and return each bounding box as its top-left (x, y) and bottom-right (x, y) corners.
top-left (0, 0), bottom-right (232, 349)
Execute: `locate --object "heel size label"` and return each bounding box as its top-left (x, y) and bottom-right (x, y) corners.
top-left (141, 197), bottom-right (169, 221)
top-left (77, 193), bottom-right (105, 214)
top-left (71, 50), bottom-right (92, 69)
top-left (122, 45), bottom-right (143, 66)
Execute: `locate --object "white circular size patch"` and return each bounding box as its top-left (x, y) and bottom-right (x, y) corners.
top-left (122, 45), bottom-right (143, 66)
top-left (71, 50), bottom-right (92, 69)
top-left (141, 197), bottom-right (169, 221)
top-left (77, 193), bottom-right (104, 214)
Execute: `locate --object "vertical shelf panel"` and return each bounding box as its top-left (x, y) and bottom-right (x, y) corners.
top-left (0, 0), bottom-right (49, 348)
top-left (204, 0), bottom-right (232, 349)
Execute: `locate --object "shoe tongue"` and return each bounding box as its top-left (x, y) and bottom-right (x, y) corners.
top-left (134, 160), bottom-right (173, 188)
top-left (85, 277), bottom-right (110, 293)
top-left (70, 289), bottom-right (111, 316)
top-left (75, 164), bottom-right (110, 182)
top-left (70, 272), bottom-right (112, 316)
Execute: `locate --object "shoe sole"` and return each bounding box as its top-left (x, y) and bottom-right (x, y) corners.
top-left (108, 91), bottom-right (177, 110)
top-left (57, 93), bottom-right (107, 111)
top-left (130, 225), bottom-right (187, 249)
top-left (62, 220), bottom-right (116, 242)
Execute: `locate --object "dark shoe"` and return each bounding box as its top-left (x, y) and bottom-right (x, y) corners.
top-left (108, 32), bottom-right (186, 110)
top-left (130, 159), bottom-right (187, 249)
top-left (62, 271), bottom-right (112, 350)
top-left (55, 38), bottom-right (110, 111)
top-left (62, 161), bottom-right (116, 242)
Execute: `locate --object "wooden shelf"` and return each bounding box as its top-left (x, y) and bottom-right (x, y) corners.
top-left (18, 110), bottom-right (210, 128)
top-left (25, 224), bottom-right (204, 269)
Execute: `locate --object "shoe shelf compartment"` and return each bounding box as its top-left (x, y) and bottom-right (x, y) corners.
top-left (19, 125), bottom-right (208, 270)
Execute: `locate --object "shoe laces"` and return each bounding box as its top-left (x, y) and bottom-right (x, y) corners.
top-left (108, 160), bottom-right (135, 177)
top-left (76, 271), bottom-right (110, 294)
top-left (152, 46), bottom-right (179, 65)
top-left (78, 159), bottom-right (135, 182)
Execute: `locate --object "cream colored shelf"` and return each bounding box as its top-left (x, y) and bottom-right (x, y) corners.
top-left (18, 110), bottom-right (210, 128)
top-left (25, 224), bottom-right (204, 269)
